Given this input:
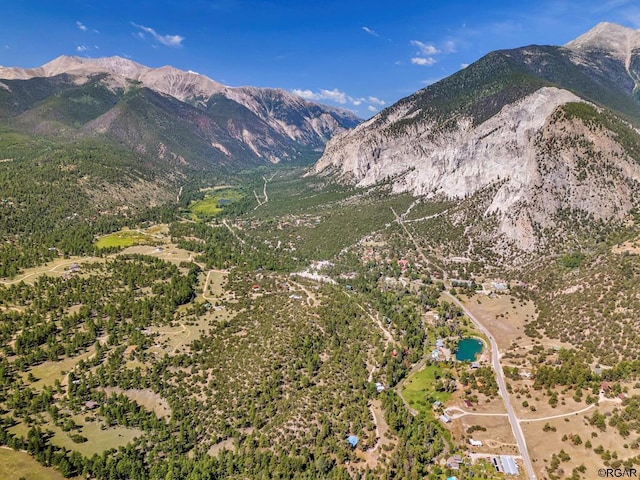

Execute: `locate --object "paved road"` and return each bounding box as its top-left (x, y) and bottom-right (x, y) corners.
top-left (443, 292), bottom-right (536, 480)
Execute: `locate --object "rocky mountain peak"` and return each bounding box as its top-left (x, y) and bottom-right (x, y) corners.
top-left (565, 22), bottom-right (640, 61)
top-left (41, 55), bottom-right (148, 78)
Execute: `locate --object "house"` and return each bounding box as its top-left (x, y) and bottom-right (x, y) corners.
top-left (432, 400), bottom-right (442, 409)
top-left (289, 294), bottom-right (302, 300)
top-left (468, 439), bottom-right (483, 447)
top-left (347, 435), bottom-right (359, 448)
top-left (491, 282), bottom-right (508, 291)
top-left (431, 350), bottom-right (440, 360)
top-left (84, 401), bottom-right (99, 410)
top-left (436, 339), bottom-right (445, 348)
top-left (439, 414), bottom-right (451, 424)
top-left (375, 382), bottom-right (385, 393)
top-left (464, 400), bottom-right (473, 408)
top-left (446, 455), bottom-right (463, 470)
top-left (470, 362), bottom-right (481, 369)
top-left (601, 381), bottom-right (611, 392)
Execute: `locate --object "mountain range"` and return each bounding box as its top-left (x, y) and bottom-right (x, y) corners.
top-left (314, 22), bottom-right (640, 253)
top-left (0, 55), bottom-right (360, 170)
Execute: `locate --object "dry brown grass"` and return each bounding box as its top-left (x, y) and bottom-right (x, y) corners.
top-left (523, 403), bottom-right (626, 479)
top-left (208, 438), bottom-right (236, 456)
top-left (0, 447), bottom-right (71, 480)
top-left (9, 415), bottom-right (143, 458)
top-left (21, 348), bottom-right (95, 389)
top-left (359, 399), bottom-right (396, 469)
top-left (456, 415), bottom-right (519, 455)
top-left (0, 256), bottom-right (104, 284)
top-left (510, 383), bottom-right (594, 420)
top-left (103, 387), bottom-right (171, 419)
top-left (461, 294), bottom-right (534, 351)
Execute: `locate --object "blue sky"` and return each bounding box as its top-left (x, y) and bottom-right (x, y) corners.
top-left (1, 0), bottom-right (639, 117)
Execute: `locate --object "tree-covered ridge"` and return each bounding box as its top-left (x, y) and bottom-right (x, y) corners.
top-left (0, 131), bottom-right (179, 277)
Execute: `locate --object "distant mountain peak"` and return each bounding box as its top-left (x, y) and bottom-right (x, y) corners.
top-left (565, 22), bottom-right (640, 61)
top-left (41, 55), bottom-right (147, 78)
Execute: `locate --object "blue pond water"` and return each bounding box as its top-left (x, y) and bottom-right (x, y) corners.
top-left (455, 337), bottom-right (483, 361)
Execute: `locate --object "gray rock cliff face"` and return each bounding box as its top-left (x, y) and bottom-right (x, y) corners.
top-left (314, 23), bottom-right (640, 251)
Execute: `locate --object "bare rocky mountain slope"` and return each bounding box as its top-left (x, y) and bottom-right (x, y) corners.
top-left (314, 22), bottom-right (640, 252)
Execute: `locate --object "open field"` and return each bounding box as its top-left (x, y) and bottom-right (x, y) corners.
top-left (510, 383), bottom-right (594, 420)
top-left (203, 270), bottom-right (229, 300)
top-left (523, 404), bottom-right (622, 479)
top-left (400, 364), bottom-right (452, 415)
top-left (0, 256), bottom-right (102, 284)
top-left (150, 309), bottom-right (229, 355)
top-left (95, 228), bottom-right (158, 249)
top-left (189, 188), bottom-right (243, 218)
top-left (461, 294), bottom-right (535, 351)
top-left (0, 448), bottom-right (70, 480)
top-left (359, 399), bottom-right (396, 469)
top-left (119, 244), bottom-right (194, 265)
top-left (9, 416), bottom-right (143, 457)
top-left (103, 388), bottom-right (171, 419)
top-left (20, 348), bottom-right (95, 389)
top-left (455, 415), bottom-right (519, 455)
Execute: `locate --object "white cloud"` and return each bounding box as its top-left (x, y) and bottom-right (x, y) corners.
top-left (362, 26), bottom-right (380, 37)
top-left (411, 57), bottom-right (437, 66)
top-left (76, 45), bottom-right (89, 52)
top-left (461, 63), bottom-right (470, 69)
top-left (76, 21), bottom-right (88, 32)
top-left (132, 23), bottom-right (184, 47)
top-left (292, 88), bottom-right (386, 110)
top-left (368, 105), bottom-right (378, 112)
top-left (319, 88), bottom-right (347, 104)
top-left (410, 40), bottom-right (440, 55)
top-left (292, 89), bottom-right (320, 101)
